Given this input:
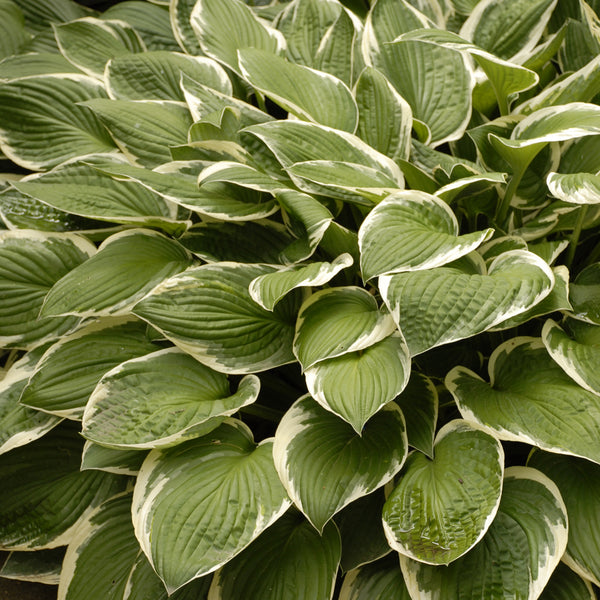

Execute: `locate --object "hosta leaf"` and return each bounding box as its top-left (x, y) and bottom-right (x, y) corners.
top-left (433, 172), bottom-right (507, 204)
top-left (41, 229), bottom-right (192, 318)
top-left (293, 286), bottom-right (397, 370)
top-left (133, 263), bottom-right (299, 374)
top-left (400, 467), bottom-right (568, 600)
top-left (447, 337), bottom-right (600, 464)
top-left (0, 53), bottom-right (82, 81)
top-left (83, 347), bottom-right (260, 449)
top-left (170, 0), bottom-right (203, 54)
top-left (528, 450), bottom-right (600, 587)
top-left (305, 333), bottom-right (411, 432)
top-left (12, 0), bottom-right (90, 35)
top-left (179, 221), bottom-right (295, 264)
top-left (459, 0), bottom-right (557, 62)
top-left (0, 75), bottom-right (116, 170)
top-left (375, 39), bottom-right (474, 146)
top-left (249, 253), bottom-right (353, 311)
top-left (106, 52), bottom-right (231, 101)
top-left (383, 419), bottom-right (504, 565)
top-left (0, 422), bottom-right (124, 550)
top-left (54, 17), bottom-right (146, 79)
top-left (0, 0), bottom-right (29, 59)
top-left (0, 548), bottom-right (64, 585)
top-left (559, 135), bottom-right (600, 174)
top-left (0, 347), bottom-right (60, 455)
top-left (85, 157), bottom-right (277, 221)
top-left (380, 250), bottom-right (554, 356)
top-left (547, 171), bottom-right (600, 204)
top-left (539, 562), bottom-right (596, 600)
top-left (542, 318), bottom-right (600, 395)
top-left (198, 162), bottom-right (290, 195)
top-left (244, 120), bottom-right (404, 198)
top-left (190, 0), bottom-right (286, 74)
top-left (208, 509), bottom-right (341, 600)
top-left (101, 1), bottom-right (179, 52)
top-left (20, 318), bottom-right (158, 419)
top-left (354, 66), bottom-right (412, 163)
top-left (81, 442), bottom-right (146, 476)
top-left (359, 191), bottom-right (494, 280)
top-left (81, 99), bottom-right (193, 168)
top-left (393, 372), bottom-right (438, 458)
top-left (273, 395), bottom-right (408, 531)
top-left (335, 489), bottom-right (390, 572)
top-left (239, 48), bottom-right (358, 132)
top-left (13, 161), bottom-right (184, 233)
top-left (570, 263), bottom-right (600, 324)
top-left (0, 230), bottom-right (95, 349)
top-left (339, 553), bottom-right (412, 600)
top-left (132, 419), bottom-right (291, 592)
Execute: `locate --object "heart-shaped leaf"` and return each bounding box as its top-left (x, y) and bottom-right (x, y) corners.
top-left (447, 337), bottom-right (600, 464)
top-left (273, 395), bottom-right (407, 531)
top-left (528, 450), bottom-right (600, 587)
top-left (359, 191), bottom-right (494, 280)
top-left (41, 229), bottom-right (192, 318)
top-left (133, 263), bottom-right (299, 374)
top-left (383, 419), bottom-right (504, 565)
top-left (547, 171), bottom-right (600, 204)
top-left (293, 286), bottom-right (397, 370)
top-left (400, 467), bottom-right (567, 599)
top-left (249, 253), bottom-right (353, 311)
top-left (239, 48), bottom-right (358, 132)
top-left (20, 318), bottom-right (158, 419)
top-left (132, 419), bottom-right (290, 592)
top-left (208, 509), bottom-right (341, 600)
top-left (304, 333), bottom-right (411, 432)
top-left (539, 562), bottom-right (596, 600)
top-left (380, 250), bottom-right (554, 355)
top-left (83, 347), bottom-right (260, 449)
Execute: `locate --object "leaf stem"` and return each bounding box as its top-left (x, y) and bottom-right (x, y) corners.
top-left (496, 167), bottom-right (525, 229)
top-left (565, 205), bottom-right (588, 270)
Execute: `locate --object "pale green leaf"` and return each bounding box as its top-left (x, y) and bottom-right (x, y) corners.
top-left (239, 48), bottom-right (358, 132)
top-left (208, 509), bottom-right (341, 600)
top-left (170, 0), bottom-right (203, 54)
top-left (0, 0), bottom-right (29, 59)
top-left (54, 17), bottom-right (145, 79)
top-left (401, 467), bottom-right (568, 600)
top-left (190, 0), bottom-right (286, 74)
top-left (81, 441), bottom-right (146, 476)
top-left (459, 0), bottom-right (557, 62)
top-left (528, 450), bottom-right (600, 587)
top-left (359, 191), bottom-right (494, 280)
top-left (293, 286), bottom-right (397, 370)
top-left (198, 162), bottom-right (290, 195)
top-left (547, 171), bottom-right (600, 204)
top-left (0, 422), bottom-right (124, 550)
top-left (273, 395), bottom-right (408, 531)
top-left (542, 317), bottom-right (600, 396)
top-left (447, 337), bottom-right (600, 464)
top-left (133, 263), bottom-right (299, 374)
top-left (433, 172), bottom-right (507, 203)
top-left (20, 318), bottom-right (158, 419)
top-left (0, 548), bottom-right (64, 586)
top-left (354, 66), bottom-right (412, 163)
top-left (305, 333), bottom-right (411, 432)
top-left (394, 372), bottom-right (438, 458)
top-left (11, 0), bottom-right (90, 34)
top-left (0, 230), bottom-right (95, 349)
top-left (106, 52), bottom-right (231, 101)
top-left (83, 347), bottom-right (260, 449)
top-left (41, 229), bottom-right (192, 318)
top-left (339, 553), bottom-right (411, 600)
top-left (0, 75), bottom-right (116, 170)
top-left (380, 250), bottom-right (554, 355)
top-left (383, 419), bottom-right (504, 565)
top-left (0, 53), bottom-right (82, 81)
top-left (0, 347), bottom-right (61, 455)
top-left (132, 419), bottom-right (291, 592)
top-left (249, 253), bottom-right (353, 311)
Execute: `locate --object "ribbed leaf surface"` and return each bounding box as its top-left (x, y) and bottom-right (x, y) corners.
top-left (132, 419), bottom-right (290, 592)
top-left (448, 337), bottom-right (600, 464)
top-left (208, 510), bottom-right (341, 600)
top-left (383, 420), bottom-right (504, 565)
top-left (340, 554), bottom-right (411, 600)
top-left (0, 548), bottom-right (64, 586)
top-left (134, 263), bottom-right (299, 374)
top-left (273, 396), bottom-right (407, 531)
top-left (547, 171), bottom-right (600, 204)
top-left (170, 0), bottom-right (203, 54)
top-left (83, 347), bottom-right (260, 449)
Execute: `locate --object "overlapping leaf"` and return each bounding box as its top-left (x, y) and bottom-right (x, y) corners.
top-left (447, 337), bottom-right (600, 464)
top-left (0, 548), bottom-right (64, 586)
top-left (273, 395), bottom-right (408, 531)
top-left (132, 419), bottom-right (290, 592)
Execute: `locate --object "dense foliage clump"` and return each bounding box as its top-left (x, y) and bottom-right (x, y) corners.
top-left (1, 0), bottom-right (600, 598)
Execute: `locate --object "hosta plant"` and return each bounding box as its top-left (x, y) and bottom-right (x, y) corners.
top-left (1, 0), bottom-right (600, 598)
